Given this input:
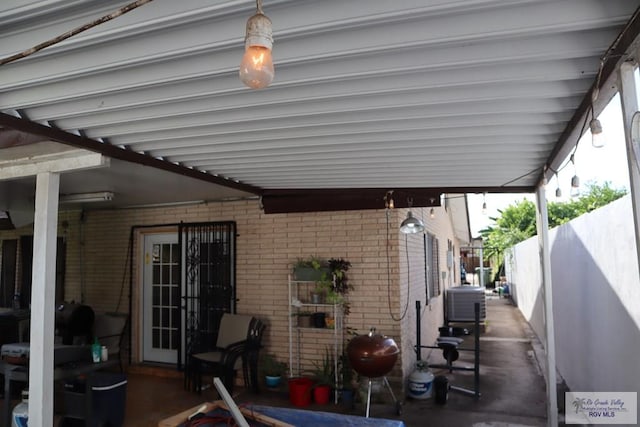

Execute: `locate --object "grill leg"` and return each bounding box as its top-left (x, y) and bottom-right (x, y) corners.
top-left (383, 376), bottom-right (397, 403)
top-left (365, 379), bottom-right (373, 418)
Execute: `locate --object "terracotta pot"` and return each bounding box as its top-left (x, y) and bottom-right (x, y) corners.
top-left (347, 328), bottom-right (399, 378)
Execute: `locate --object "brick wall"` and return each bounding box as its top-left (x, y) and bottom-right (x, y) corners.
top-left (0, 199), bottom-right (465, 393)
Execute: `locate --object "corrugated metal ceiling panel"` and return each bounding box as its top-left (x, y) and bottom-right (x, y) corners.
top-left (0, 0), bottom-right (638, 205)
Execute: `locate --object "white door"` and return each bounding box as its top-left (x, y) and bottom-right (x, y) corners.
top-left (142, 233), bottom-right (181, 363)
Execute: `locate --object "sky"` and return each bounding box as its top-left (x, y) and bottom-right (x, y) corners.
top-left (467, 92), bottom-right (633, 237)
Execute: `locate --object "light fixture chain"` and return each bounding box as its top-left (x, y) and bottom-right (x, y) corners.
top-left (256, 0), bottom-right (263, 14)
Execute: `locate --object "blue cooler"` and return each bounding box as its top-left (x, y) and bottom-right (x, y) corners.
top-left (61, 372), bottom-right (127, 427)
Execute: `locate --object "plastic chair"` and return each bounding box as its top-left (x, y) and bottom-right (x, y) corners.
top-left (187, 313), bottom-right (265, 394)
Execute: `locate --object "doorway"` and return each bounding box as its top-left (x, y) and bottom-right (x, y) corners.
top-left (140, 222), bottom-right (236, 366)
top-left (142, 233), bottom-right (180, 364)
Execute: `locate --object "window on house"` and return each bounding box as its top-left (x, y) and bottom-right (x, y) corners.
top-left (0, 236), bottom-right (66, 309)
top-left (425, 233), bottom-right (440, 299)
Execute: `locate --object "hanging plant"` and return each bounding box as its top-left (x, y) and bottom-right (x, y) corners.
top-left (328, 258), bottom-right (352, 315)
top-left (328, 258), bottom-right (352, 294)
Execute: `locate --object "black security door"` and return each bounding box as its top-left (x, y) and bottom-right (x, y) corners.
top-left (179, 221), bottom-right (236, 369)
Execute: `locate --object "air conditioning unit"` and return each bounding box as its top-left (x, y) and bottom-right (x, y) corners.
top-left (446, 286), bottom-right (486, 322)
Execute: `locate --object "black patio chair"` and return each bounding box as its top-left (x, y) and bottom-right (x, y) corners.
top-left (186, 313), bottom-right (265, 394)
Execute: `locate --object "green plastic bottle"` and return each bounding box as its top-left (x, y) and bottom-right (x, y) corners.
top-left (92, 337), bottom-right (101, 363)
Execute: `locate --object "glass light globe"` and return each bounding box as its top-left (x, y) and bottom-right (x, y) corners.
top-left (590, 119), bottom-right (605, 148)
top-left (570, 175), bottom-right (580, 197)
top-left (239, 45), bottom-right (274, 89)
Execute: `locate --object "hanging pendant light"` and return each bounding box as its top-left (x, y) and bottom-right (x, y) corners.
top-left (239, 0), bottom-right (274, 89)
top-left (400, 211), bottom-right (425, 234)
top-left (400, 198), bottom-right (424, 234)
top-left (481, 192), bottom-right (488, 215)
top-left (590, 86), bottom-right (605, 148)
top-left (554, 173), bottom-right (562, 198)
top-left (590, 118), bottom-right (605, 148)
top-left (570, 174), bottom-right (580, 197)
top-left (384, 191), bottom-right (395, 209)
top-left (569, 154), bottom-right (580, 197)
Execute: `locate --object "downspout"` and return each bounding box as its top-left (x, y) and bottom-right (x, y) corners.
top-left (535, 183), bottom-right (558, 427)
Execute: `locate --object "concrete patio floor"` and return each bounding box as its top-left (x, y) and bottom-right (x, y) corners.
top-left (119, 296), bottom-right (549, 427)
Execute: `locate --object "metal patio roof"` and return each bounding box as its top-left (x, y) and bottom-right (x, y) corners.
top-left (1, 0), bottom-right (639, 213)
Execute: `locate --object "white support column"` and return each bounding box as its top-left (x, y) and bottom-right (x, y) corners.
top-left (535, 184), bottom-right (558, 427)
top-left (479, 246), bottom-right (484, 287)
top-left (28, 172), bottom-right (60, 427)
top-left (618, 60), bottom-right (640, 272)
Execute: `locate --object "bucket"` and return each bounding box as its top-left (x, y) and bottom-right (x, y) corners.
top-left (288, 378), bottom-right (313, 407)
top-left (434, 375), bottom-right (449, 405)
top-left (311, 312), bottom-right (326, 328)
top-left (313, 384), bottom-right (331, 404)
top-left (408, 365), bottom-right (434, 399)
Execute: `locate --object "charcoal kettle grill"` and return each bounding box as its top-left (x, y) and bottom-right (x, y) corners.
top-left (346, 328), bottom-right (402, 417)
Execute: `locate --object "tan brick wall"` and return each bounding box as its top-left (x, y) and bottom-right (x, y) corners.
top-left (0, 200), bottom-right (466, 395)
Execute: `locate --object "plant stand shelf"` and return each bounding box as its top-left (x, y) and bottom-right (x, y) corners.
top-left (288, 275), bottom-right (343, 404)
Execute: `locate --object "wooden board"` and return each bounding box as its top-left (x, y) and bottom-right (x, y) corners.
top-left (158, 401), bottom-right (294, 427)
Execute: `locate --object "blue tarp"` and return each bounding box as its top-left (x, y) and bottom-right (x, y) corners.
top-left (247, 405), bottom-right (406, 427)
top-left (180, 405), bottom-right (406, 427)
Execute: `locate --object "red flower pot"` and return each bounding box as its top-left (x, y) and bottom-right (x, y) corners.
top-left (288, 378), bottom-right (313, 407)
top-left (313, 384), bottom-right (331, 404)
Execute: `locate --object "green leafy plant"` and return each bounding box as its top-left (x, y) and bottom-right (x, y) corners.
top-left (479, 182), bottom-right (626, 265)
top-left (339, 350), bottom-right (354, 389)
top-left (260, 353), bottom-right (288, 377)
top-left (328, 258), bottom-right (352, 294)
top-left (308, 347), bottom-right (335, 387)
top-left (340, 328), bottom-right (358, 389)
top-left (314, 275), bottom-right (333, 293)
top-left (328, 258), bottom-right (352, 315)
top-left (294, 255), bottom-right (327, 270)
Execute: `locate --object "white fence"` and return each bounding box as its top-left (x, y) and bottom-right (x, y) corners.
top-left (505, 195), bottom-right (640, 394)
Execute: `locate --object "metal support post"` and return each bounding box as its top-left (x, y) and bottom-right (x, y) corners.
top-left (535, 184), bottom-right (558, 427)
top-left (618, 60), bottom-right (640, 276)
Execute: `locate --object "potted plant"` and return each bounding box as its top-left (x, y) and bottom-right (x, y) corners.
top-left (260, 353), bottom-right (288, 388)
top-left (328, 258), bottom-right (352, 315)
top-left (311, 275), bottom-right (332, 304)
top-left (328, 258), bottom-right (352, 294)
top-left (293, 311), bottom-right (313, 328)
top-left (338, 347), bottom-right (356, 408)
top-left (311, 312), bottom-right (327, 328)
top-left (309, 348), bottom-right (335, 404)
top-left (293, 256), bottom-right (330, 281)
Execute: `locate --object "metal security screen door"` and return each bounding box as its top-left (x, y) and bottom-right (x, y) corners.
top-left (143, 233), bottom-right (180, 363)
top-left (180, 221), bottom-right (236, 370)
